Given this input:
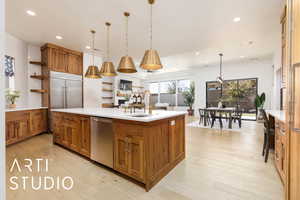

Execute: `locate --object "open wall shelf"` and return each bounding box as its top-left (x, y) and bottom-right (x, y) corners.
top-left (30, 89), bottom-right (47, 94)
top-left (30, 75), bottom-right (45, 80)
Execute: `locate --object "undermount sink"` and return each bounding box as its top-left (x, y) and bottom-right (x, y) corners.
top-left (129, 114), bottom-right (152, 118)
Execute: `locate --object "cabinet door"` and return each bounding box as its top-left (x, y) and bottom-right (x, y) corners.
top-left (52, 112), bottom-right (64, 145)
top-left (79, 117), bottom-right (91, 157)
top-left (114, 133), bottom-right (129, 174)
top-left (49, 48), bottom-right (68, 72)
top-left (6, 121), bottom-right (18, 145)
top-left (30, 109), bottom-right (48, 135)
top-left (127, 136), bottom-right (145, 182)
top-left (169, 117), bottom-right (185, 162)
top-left (67, 53), bottom-right (83, 75)
top-left (16, 113), bottom-right (31, 140)
top-left (293, 0), bottom-right (300, 64)
top-left (64, 115), bottom-right (80, 151)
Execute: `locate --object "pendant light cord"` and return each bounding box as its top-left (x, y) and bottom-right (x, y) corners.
top-left (150, 4), bottom-right (153, 49)
top-left (91, 30), bottom-right (95, 66)
top-left (126, 15), bottom-right (129, 56)
top-left (106, 24), bottom-right (110, 61)
top-left (219, 53), bottom-right (223, 77)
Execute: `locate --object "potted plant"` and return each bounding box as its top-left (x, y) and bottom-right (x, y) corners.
top-left (183, 82), bottom-right (195, 116)
top-left (5, 89), bottom-right (20, 109)
top-left (255, 92), bottom-right (266, 121)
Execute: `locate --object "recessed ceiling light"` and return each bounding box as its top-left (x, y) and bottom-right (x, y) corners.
top-left (240, 56), bottom-right (245, 58)
top-left (195, 52), bottom-right (200, 56)
top-left (86, 46), bottom-right (91, 49)
top-left (56, 35), bottom-right (63, 40)
top-left (26, 10), bottom-right (36, 16)
top-left (233, 17), bottom-right (241, 22)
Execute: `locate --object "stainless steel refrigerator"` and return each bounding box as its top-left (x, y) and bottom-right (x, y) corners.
top-left (50, 71), bottom-right (83, 109)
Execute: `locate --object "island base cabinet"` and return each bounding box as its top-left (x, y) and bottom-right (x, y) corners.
top-left (52, 112), bottom-right (91, 158)
top-left (114, 123), bottom-right (145, 182)
top-left (113, 115), bottom-right (185, 191)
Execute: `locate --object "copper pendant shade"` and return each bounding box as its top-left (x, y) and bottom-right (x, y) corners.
top-left (140, 49), bottom-right (162, 70)
top-left (118, 56), bottom-right (137, 73)
top-left (100, 61), bottom-right (117, 76)
top-left (117, 12), bottom-right (137, 73)
top-left (100, 22), bottom-right (117, 77)
top-left (140, 0), bottom-right (163, 71)
top-left (85, 30), bottom-right (102, 79)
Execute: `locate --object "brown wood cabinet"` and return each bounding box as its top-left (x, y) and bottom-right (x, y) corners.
top-left (52, 112), bottom-right (91, 158)
top-left (41, 43), bottom-right (83, 75)
top-left (275, 119), bottom-right (287, 185)
top-left (113, 115), bottom-right (185, 191)
top-left (6, 109), bottom-right (48, 145)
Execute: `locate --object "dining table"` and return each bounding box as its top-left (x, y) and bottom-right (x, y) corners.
top-left (204, 107), bottom-right (236, 129)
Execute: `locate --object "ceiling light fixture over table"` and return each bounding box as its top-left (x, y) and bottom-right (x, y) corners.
top-left (100, 22), bottom-right (117, 76)
top-left (84, 30), bottom-right (102, 79)
top-left (140, 0), bottom-right (163, 71)
top-left (217, 53), bottom-right (224, 84)
top-left (117, 12), bottom-right (137, 73)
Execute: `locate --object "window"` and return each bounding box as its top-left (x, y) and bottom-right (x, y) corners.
top-left (177, 80), bottom-right (191, 106)
top-left (148, 79), bottom-right (192, 107)
top-left (159, 81), bottom-right (176, 106)
top-left (206, 78), bottom-right (258, 120)
top-left (149, 82), bottom-right (159, 104)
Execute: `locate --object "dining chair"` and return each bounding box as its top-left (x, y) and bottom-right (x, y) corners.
top-left (199, 109), bottom-right (210, 126)
top-left (232, 110), bottom-right (243, 128)
top-left (209, 110), bottom-right (223, 129)
top-left (261, 109), bottom-right (275, 163)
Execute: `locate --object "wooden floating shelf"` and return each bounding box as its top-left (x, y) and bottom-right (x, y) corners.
top-left (29, 61), bottom-right (43, 66)
top-left (102, 89), bottom-right (113, 92)
top-left (30, 89), bottom-right (47, 93)
top-left (102, 103), bottom-right (114, 108)
top-left (102, 97), bottom-right (113, 99)
top-left (103, 82), bottom-right (113, 85)
top-left (30, 75), bottom-right (44, 80)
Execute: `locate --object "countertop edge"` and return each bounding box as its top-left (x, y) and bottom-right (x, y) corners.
top-left (5, 107), bottom-right (48, 112)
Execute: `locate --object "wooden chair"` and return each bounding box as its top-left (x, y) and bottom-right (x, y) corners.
top-left (199, 109), bottom-right (210, 126)
top-left (261, 109), bottom-right (275, 163)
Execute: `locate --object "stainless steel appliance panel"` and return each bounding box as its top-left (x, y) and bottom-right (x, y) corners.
top-left (91, 117), bottom-right (114, 168)
top-left (66, 80), bottom-right (83, 108)
top-left (50, 78), bottom-right (66, 109)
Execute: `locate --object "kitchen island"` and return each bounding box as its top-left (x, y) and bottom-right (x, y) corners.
top-left (51, 108), bottom-right (186, 191)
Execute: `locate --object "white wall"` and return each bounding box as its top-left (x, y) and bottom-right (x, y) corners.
top-left (0, 0), bottom-right (5, 198)
top-left (27, 45), bottom-right (42, 107)
top-left (5, 33), bottom-right (28, 107)
top-left (145, 57), bottom-right (274, 115)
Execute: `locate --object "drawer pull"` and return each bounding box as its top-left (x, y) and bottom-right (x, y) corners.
top-left (293, 128), bottom-right (300, 133)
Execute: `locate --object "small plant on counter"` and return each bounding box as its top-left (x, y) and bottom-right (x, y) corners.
top-left (5, 89), bottom-right (20, 109)
top-left (183, 82), bottom-right (195, 116)
top-left (255, 92), bottom-right (266, 121)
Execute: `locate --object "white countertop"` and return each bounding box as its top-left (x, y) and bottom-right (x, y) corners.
top-left (51, 108), bottom-right (187, 122)
top-left (266, 110), bottom-right (286, 122)
top-left (5, 107), bottom-right (48, 112)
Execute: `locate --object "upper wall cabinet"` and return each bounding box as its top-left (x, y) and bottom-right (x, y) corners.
top-left (281, 6), bottom-right (287, 88)
top-left (293, 0), bottom-right (300, 65)
top-left (41, 43), bottom-right (83, 75)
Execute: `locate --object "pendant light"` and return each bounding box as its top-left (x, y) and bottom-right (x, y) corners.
top-left (117, 12), bottom-right (137, 73)
top-left (85, 30), bottom-right (101, 79)
top-left (217, 53), bottom-right (224, 84)
top-left (100, 22), bottom-right (117, 76)
top-left (140, 0), bottom-right (163, 71)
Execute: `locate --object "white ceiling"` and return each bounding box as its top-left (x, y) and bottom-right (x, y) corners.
top-left (6, 0), bottom-right (283, 78)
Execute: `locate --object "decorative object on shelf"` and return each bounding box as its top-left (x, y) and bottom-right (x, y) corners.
top-left (4, 55), bottom-right (15, 77)
top-left (100, 22), bottom-right (117, 76)
top-left (140, 0), bottom-right (163, 71)
top-left (183, 82), bottom-right (195, 116)
top-left (217, 53), bottom-right (224, 84)
top-left (85, 30), bottom-right (101, 79)
top-left (5, 89), bottom-right (20, 109)
top-left (255, 92), bottom-right (266, 121)
top-left (118, 12), bottom-right (137, 73)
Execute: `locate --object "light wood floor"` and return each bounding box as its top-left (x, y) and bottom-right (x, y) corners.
top-left (6, 117), bottom-right (284, 200)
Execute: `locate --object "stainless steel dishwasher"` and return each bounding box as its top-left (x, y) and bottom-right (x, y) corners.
top-left (91, 117), bottom-right (114, 168)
